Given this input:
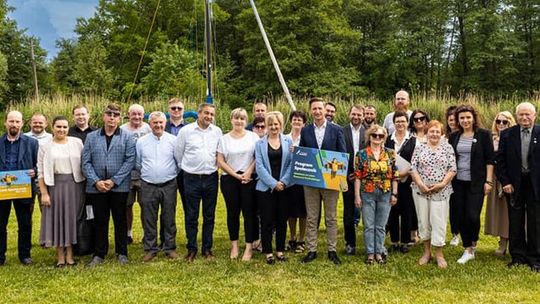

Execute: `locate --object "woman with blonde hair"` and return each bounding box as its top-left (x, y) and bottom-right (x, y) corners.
top-left (217, 108), bottom-right (260, 261)
top-left (354, 125), bottom-right (399, 264)
top-left (485, 111), bottom-right (516, 256)
top-left (255, 111), bottom-right (293, 264)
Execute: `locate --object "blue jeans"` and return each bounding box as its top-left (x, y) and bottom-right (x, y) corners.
top-left (361, 189), bottom-right (391, 255)
top-left (183, 172), bottom-right (218, 252)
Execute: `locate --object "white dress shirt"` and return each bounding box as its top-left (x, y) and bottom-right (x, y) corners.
top-left (314, 120), bottom-right (327, 149)
top-left (350, 123), bottom-right (362, 155)
top-left (175, 122), bottom-right (223, 175)
top-left (136, 132), bottom-right (178, 184)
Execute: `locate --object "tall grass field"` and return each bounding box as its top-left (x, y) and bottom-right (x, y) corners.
top-left (1, 94), bottom-right (540, 303)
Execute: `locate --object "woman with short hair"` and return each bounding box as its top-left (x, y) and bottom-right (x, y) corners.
top-left (410, 120), bottom-right (457, 268)
top-left (354, 125), bottom-right (399, 264)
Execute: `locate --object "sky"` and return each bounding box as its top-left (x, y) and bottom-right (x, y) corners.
top-left (7, 0), bottom-right (98, 60)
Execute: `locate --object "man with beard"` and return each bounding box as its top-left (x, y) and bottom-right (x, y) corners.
top-left (383, 90), bottom-right (412, 134)
top-left (325, 102), bottom-right (338, 124)
top-left (68, 105), bottom-right (97, 144)
top-left (0, 111), bottom-right (39, 265)
top-left (342, 105), bottom-right (366, 255)
top-left (363, 105), bottom-right (377, 129)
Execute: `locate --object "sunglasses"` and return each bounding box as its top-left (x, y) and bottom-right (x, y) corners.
top-left (254, 125), bottom-right (266, 129)
top-left (105, 111), bottom-right (121, 118)
top-left (495, 119), bottom-right (508, 126)
top-left (170, 106), bottom-right (183, 111)
top-left (413, 116), bottom-right (426, 122)
top-left (370, 133), bottom-right (385, 139)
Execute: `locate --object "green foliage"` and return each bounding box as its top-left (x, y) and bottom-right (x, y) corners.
top-left (140, 41), bottom-right (206, 98)
top-left (49, 39), bottom-right (78, 93)
top-left (0, 51), bottom-right (7, 99)
top-left (73, 35), bottom-right (115, 96)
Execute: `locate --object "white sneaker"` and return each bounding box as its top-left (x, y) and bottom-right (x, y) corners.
top-left (450, 235), bottom-right (459, 246)
top-left (457, 250), bottom-right (475, 264)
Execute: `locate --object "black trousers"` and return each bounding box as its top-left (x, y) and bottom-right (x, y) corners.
top-left (453, 180), bottom-right (485, 248)
top-left (0, 199), bottom-right (33, 262)
top-left (508, 175), bottom-right (540, 266)
top-left (87, 192), bottom-right (129, 258)
top-left (257, 190), bottom-right (288, 254)
top-left (388, 181), bottom-right (414, 244)
top-left (342, 181), bottom-right (356, 248)
top-left (449, 193), bottom-right (460, 235)
top-left (220, 174), bottom-right (255, 243)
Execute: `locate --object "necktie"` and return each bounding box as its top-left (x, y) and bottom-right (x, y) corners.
top-left (522, 128), bottom-right (531, 172)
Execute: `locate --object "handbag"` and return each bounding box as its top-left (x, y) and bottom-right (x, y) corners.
top-left (73, 203), bottom-right (95, 256)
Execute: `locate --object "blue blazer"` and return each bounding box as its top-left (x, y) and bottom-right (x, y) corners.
top-left (0, 134), bottom-right (39, 195)
top-left (82, 128), bottom-right (136, 193)
top-left (255, 134), bottom-right (293, 192)
top-left (299, 122), bottom-right (346, 153)
top-left (497, 124), bottom-right (540, 200)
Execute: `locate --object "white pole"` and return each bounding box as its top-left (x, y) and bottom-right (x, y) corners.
top-left (249, 0), bottom-right (296, 111)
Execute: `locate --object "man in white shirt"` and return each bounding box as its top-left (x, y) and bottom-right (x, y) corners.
top-left (24, 113), bottom-right (52, 144)
top-left (121, 104), bottom-right (151, 245)
top-left (175, 103), bottom-right (222, 262)
top-left (137, 111), bottom-right (179, 262)
top-left (383, 90), bottom-right (413, 134)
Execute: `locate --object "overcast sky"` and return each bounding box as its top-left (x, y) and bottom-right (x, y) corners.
top-left (7, 0), bottom-right (98, 60)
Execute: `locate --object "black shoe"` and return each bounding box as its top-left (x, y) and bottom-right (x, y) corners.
top-left (328, 251), bottom-right (341, 265)
top-left (531, 264), bottom-right (540, 272)
top-left (20, 258), bottom-right (33, 265)
top-left (345, 244), bottom-right (356, 256)
top-left (0, 258), bottom-right (4, 266)
top-left (127, 236), bottom-right (134, 245)
top-left (266, 255), bottom-right (275, 265)
top-left (301, 251), bottom-right (317, 263)
top-left (400, 244), bottom-right (410, 253)
top-left (508, 260), bottom-right (527, 269)
top-left (388, 244), bottom-right (400, 253)
top-left (286, 240), bottom-right (296, 251)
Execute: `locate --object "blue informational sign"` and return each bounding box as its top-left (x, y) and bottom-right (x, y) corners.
top-left (291, 146), bottom-right (349, 191)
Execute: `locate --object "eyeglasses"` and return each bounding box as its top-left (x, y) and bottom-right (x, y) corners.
top-left (105, 111), bottom-right (121, 118)
top-left (170, 106), bottom-right (183, 111)
top-left (495, 119), bottom-right (509, 126)
top-left (370, 133), bottom-right (385, 139)
top-left (254, 125), bottom-right (266, 129)
top-left (413, 116), bottom-right (426, 122)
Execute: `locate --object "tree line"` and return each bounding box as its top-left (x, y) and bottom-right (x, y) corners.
top-left (0, 0), bottom-right (539, 109)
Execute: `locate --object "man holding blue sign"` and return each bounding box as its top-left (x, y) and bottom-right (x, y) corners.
top-left (300, 97), bottom-right (346, 265)
top-left (0, 111), bottom-right (39, 266)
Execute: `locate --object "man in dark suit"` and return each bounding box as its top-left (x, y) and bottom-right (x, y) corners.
top-left (0, 111), bottom-right (39, 266)
top-left (342, 105), bottom-right (366, 255)
top-left (497, 102), bottom-right (540, 272)
top-left (300, 97), bottom-right (346, 265)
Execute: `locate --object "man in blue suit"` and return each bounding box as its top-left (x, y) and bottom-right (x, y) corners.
top-left (82, 104), bottom-right (136, 266)
top-left (498, 102), bottom-right (540, 272)
top-left (0, 111), bottom-right (38, 266)
top-left (300, 97), bottom-right (346, 265)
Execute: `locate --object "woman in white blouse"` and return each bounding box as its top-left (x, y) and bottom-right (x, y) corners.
top-left (217, 108), bottom-right (260, 261)
top-left (38, 116), bottom-right (85, 267)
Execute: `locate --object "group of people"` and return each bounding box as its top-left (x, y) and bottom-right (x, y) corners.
top-left (0, 91), bottom-right (539, 273)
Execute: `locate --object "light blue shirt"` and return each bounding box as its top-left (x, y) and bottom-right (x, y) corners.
top-left (136, 132), bottom-right (178, 184)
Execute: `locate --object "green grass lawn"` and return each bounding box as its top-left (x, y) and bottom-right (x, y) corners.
top-left (1, 193), bottom-right (539, 303)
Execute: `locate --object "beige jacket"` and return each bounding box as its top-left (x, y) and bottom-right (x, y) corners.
top-left (37, 136), bottom-right (85, 186)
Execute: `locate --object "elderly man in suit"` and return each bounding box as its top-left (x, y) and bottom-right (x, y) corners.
top-left (342, 105), bottom-right (366, 255)
top-left (0, 111), bottom-right (39, 266)
top-left (497, 102), bottom-right (540, 272)
top-left (300, 97), bottom-right (347, 265)
top-left (82, 104), bottom-right (136, 266)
